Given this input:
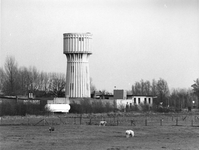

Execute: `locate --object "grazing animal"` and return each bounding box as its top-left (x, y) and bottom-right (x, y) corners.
top-left (99, 121), bottom-right (107, 126)
top-left (125, 130), bottom-right (134, 138)
top-left (49, 127), bottom-right (55, 133)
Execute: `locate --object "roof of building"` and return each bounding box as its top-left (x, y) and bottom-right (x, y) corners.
top-left (63, 32), bottom-right (92, 36)
top-left (127, 95), bottom-right (156, 97)
top-left (0, 96), bottom-right (54, 101)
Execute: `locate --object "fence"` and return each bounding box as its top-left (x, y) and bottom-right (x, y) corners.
top-left (0, 113), bottom-right (199, 127)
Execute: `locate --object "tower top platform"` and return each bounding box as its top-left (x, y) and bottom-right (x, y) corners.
top-left (63, 32), bottom-right (92, 37)
top-left (63, 32), bottom-right (92, 55)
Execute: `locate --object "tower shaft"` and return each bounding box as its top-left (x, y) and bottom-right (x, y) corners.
top-left (63, 33), bottom-right (92, 98)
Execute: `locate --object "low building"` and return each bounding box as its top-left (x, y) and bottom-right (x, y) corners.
top-left (47, 97), bottom-right (70, 104)
top-left (113, 89), bottom-right (126, 99)
top-left (115, 95), bottom-right (154, 110)
top-left (0, 96), bottom-right (49, 105)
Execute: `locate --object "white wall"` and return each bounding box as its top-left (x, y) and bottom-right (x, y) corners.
top-left (47, 98), bottom-right (70, 104)
top-left (115, 96), bottom-right (153, 109)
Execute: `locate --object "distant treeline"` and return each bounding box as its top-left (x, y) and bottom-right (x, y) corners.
top-left (0, 56), bottom-right (199, 111)
top-left (130, 79), bottom-right (199, 109)
top-left (68, 99), bottom-right (182, 114)
top-left (0, 56), bottom-right (65, 97)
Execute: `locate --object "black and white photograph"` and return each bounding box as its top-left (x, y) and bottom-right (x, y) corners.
top-left (0, 0), bottom-right (199, 149)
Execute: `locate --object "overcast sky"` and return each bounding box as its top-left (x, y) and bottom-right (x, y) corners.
top-left (1, 0), bottom-right (199, 92)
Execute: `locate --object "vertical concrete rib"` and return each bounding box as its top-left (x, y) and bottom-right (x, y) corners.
top-left (75, 54), bottom-right (77, 97)
top-left (80, 54), bottom-right (82, 97)
top-left (82, 60), bottom-right (84, 97)
top-left (76, 55), bottom-right (79, 97)
top-left (75, 36), bottom-right (76, 51)
top-left (86, 37), bottom-right (88, 52)
top-left (87, 60), bottom-right (90, 96)
top-left (81, 54), bottom-right (83, 97)
top-left (88, 36), bottom-right (90, 52)
top-left (83, 35), bottom-right (85, 52)
top-left (66, 55), bottom-right (69, 97)
top-left (74, 54), bottom-right (76, 97)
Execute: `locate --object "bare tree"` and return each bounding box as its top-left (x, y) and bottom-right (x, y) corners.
top-left (192, 78), bottom-right (199, 98)
top-left (134, 81), bottom-right (141, 95)
top-left (140, 79), bottom-right (145, 94)
top-left (143, 80), bottom-right (151, 95)
top-left (178, 89), bottom-right (190, 109)
top-left (90, 77), bottom-right (96, 94)
top-left (170, 89), bottom-right (178, 108)
top-left (3, 56), bottom-right (19, 95)
top-left (48, 72), bottom-right (66, 97)
top-left (18, 66), bottom-right (30, 95)
top-left (39, 72), bottom-right (49, 92)
top-left (170, 88), bottom-right (193, 109)
top-left (23, 66), bottom-right (38, 95)
top-left (156, 78), bottom-right (170, 106)
top-left (131, 85), bottom-right (135, 95)
top-left (151, 79), bottom-right (157, 96)
top-left (0, 67), bottom-right (5, 94)
top-left (191, 78), bottom-right (199, 108)
top-left (132, 80), bottom-right (152, 95)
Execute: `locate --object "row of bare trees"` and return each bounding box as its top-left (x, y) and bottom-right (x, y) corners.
top-left (0, 56), bottom-right (66, 97)
top-left (131, 78), bottom-right (199, 109)
top-left (1, 56), bottom-right (198, 110)
top-left (131, 79), bottom-right (169, 96)
top-left (131, 79), bottom-right (169, 106)
top-left (192, 78), bottom-right (199, 99)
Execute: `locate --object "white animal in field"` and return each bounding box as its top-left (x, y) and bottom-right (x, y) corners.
top-left (125, 130), bottom-right (134, 138)
top-left (49, 126), bottom-right (55, 133)
top-left (99, 121), bottom-right (107, 126)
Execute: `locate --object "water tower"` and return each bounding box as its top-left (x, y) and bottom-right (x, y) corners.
top-left (63, 33), bottom-right (92, 98)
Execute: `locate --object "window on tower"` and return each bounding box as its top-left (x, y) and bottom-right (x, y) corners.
top-left (70, 83), bottom-right (74, 90)
top-left (79, 37), bottom-right (84, 41)
top-left (71, 66), bottom-right (74, 73)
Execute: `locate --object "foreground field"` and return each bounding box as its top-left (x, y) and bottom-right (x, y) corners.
top-left (0, 113), bottom-right (199, 150)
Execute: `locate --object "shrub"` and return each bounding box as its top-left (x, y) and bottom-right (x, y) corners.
top-left (69, 102), bottom-right (81, 113)
top-left (0, 102), bottom-right (48, 116)
top-left (69, 99), bottom-right (115, 114)
top-left (92, 101), bottom-right (104, 113)
top-left (130, 105), bottom-right (139, 111)
top-left (80, 99), bottom-right (92, 113)
top-left (140, 104), bottom-right (150, 112)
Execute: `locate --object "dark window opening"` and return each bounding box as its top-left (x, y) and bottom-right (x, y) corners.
top-left (134, 98), bottom-right (136, 104)
top-left (79, 37), bottom-right (84, 41)
top-left (148, 98), bottom-right (151, 104)
top-left (144, 98), bottom-right (147, 104)
top-left (70, 83), bottom-right (74, 90)
top-left (71, 66), bottom-right (74, 73)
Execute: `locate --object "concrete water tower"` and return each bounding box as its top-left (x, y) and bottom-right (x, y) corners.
top-left (63, 33), bottom-right (92, 98)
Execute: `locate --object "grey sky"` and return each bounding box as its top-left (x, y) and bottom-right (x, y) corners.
top-left (1, 0), bottom-right (199, 92)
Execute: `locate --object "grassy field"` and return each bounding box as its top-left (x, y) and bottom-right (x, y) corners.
top-left (1, 113), bottom-right (199, 150)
